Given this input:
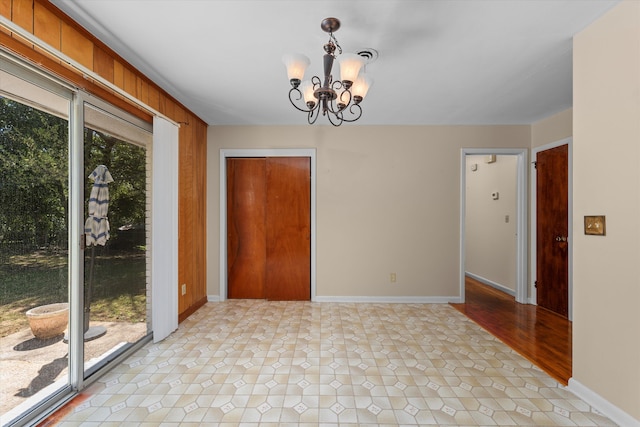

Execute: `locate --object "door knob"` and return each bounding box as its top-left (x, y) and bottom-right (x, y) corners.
top-left (554, 236), bottom-right (567, 242)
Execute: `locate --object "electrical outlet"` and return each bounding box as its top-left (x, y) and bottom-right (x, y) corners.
top-left (390, 273), bottom-right (397, 283)
top-left (181, 284), bottom-right (186, 295)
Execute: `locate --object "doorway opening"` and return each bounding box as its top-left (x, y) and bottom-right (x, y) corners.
top-left (456, 146), bottom-right (573, 386)
top-left (459, 148), bottom-right (528, 304)
top-left (219, 149), bottom-right (317, 301)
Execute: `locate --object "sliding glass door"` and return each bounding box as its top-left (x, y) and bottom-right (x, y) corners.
top-left (0, 53), bottom-right (152, 426)
top-left (81, 101), bottom-right (151, 377)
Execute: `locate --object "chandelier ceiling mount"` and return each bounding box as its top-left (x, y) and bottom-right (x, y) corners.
top-left (320, 17), bottom-right (341, 34)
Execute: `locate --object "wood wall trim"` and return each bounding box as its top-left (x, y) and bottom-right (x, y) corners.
top-left (1, 0), bottom-right (208, 322)
top-left (178, 296), bottom-right (208, 324)
top-left (0, 31), bottom-right (153, 123)
top-left (34, 0), bottom-right (202, 124)
top-left (2, 0), bottom-right (207, 126)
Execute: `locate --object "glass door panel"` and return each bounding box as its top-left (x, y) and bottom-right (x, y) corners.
top-left (82, 102), bottom-right (151, 377)
top-left (0, 72), bottom-right (71, 417)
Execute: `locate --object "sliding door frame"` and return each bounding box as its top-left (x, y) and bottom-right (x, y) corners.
top-left (1, 52), bottom-right (154, 427)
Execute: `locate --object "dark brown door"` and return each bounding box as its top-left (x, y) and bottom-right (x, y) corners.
top-left (227, 158), bottom-right (267, 299)
top-left (536, 144), bottom-right (569, 317)
top-left (227, 157), bottom-right (310, 300)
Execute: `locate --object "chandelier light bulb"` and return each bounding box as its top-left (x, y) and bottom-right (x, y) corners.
top-left (282, 53), bottom-right (311, 87)
top-left (300, 80), bottom-right (316, 107)
top-left (351, 73), bottom-right (373, 101)
top-left (337, 53), bottom-right (365, 88)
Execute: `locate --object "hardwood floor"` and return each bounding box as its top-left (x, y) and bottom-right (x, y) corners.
top-left (450, 276), bottom-right (572, 385)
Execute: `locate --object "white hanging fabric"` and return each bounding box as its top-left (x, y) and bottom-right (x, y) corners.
top-left (151, 116), bottom-right (179, 342)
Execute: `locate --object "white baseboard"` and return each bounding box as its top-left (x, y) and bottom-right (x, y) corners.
top-left (313, 296), bottom-right (459, 303)
top-left (568, 378), bottom-right (640, 427)
top-left (466, 272), bottom-right (515, 297)
top-left (207, 295), bottom-right (460, 304)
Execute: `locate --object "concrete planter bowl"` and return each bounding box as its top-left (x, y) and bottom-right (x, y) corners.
top-left (25, 303), bottom-right (69, 339)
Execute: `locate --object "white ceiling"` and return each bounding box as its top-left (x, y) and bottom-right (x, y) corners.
top-left (51, 0), bottom-right (618, 126)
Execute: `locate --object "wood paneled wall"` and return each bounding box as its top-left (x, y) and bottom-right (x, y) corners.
top-left (1, 0), bottom-right (208, 322)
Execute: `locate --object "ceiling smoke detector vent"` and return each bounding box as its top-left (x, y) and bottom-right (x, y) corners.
top-left (356, 48), bottom-right (378, 64)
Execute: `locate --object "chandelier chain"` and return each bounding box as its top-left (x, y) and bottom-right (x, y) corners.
top-left (329, 31), bottom-right (342, 55)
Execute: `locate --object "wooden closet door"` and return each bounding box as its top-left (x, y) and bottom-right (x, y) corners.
top-left (265, 157), bottom-right (311, 300)
top-left (227, 157), bottom-right (311, 300)
top-left (227, 158), bottom-right (266, 298)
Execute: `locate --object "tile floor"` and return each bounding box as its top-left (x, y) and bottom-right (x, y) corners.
top-left (52, 301), bottom-right (615, 426)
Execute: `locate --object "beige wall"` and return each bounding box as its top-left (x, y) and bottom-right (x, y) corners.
top-left (573, 0), bottom-right (640, 421)
top-left (465, 155), bottom-right (518, 292)
top-left (208, 125), bottom-right (529, 299)
top-left (531, 108), bottom-right (572, 148)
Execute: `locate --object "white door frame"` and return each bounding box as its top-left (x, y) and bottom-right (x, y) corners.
top-left (531, 137), bottom-right (573, 320)
top-left (219, 148), bottom-right (317, 301)
top-left (460, 148), bottom-right (529, 304)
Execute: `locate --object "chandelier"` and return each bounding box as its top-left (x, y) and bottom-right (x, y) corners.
top-left (282, 17), bottom-right (374, 126)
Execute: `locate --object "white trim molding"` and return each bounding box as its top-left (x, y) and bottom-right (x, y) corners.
top-left (465, 272), bottom-right (516, 297)
top-left (219, 148), bottom-right (317, 302)
top-left (568, 378), bottom-right (640, 427)
top-left (314, 296), bottom-right (460, 304)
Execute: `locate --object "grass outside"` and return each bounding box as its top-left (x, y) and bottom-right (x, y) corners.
top-left (0, 248), bottom-right (146, 337)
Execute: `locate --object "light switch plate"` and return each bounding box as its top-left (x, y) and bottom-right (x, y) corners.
top-left (584, 215), bottom-right (605, 236)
